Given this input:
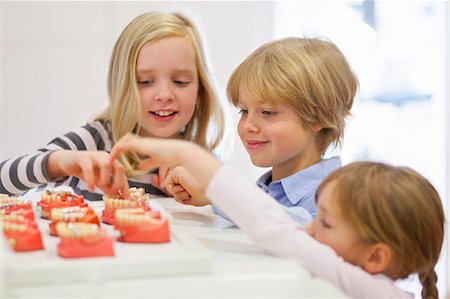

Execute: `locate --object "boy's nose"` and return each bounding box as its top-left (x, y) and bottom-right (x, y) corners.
top-left (241, 117), bottom-right (260, 133)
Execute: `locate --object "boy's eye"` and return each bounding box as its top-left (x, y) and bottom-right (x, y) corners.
top-left (262, 110), bottom-right (275, 116)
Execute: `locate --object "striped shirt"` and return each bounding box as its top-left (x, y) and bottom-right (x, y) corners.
top-left (0, 121), bottom-right (165, 200)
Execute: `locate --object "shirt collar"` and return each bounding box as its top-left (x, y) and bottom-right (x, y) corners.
top-left (257, 156), bottom-right (342, 205)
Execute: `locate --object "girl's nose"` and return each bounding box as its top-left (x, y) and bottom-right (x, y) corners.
top-left (155, 82), bottom-right (174, 102)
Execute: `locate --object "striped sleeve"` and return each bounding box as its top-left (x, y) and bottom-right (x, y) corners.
top-left (0, 121), bottom-right (111, 196)
top-left (0, 151), bottom-right (54, 195)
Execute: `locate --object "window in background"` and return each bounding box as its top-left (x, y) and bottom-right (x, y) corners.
top-left (273, 1), bottom-right (448, 298)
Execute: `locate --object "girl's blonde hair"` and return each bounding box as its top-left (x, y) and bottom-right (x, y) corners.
top-left (318, 161), bottom-right (445, 299)
top-left (96, 12), bottom-right (224, 175)
top-left (227, 37), bottom-right (357, 155)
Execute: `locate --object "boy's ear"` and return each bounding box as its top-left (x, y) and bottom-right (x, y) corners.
top-left (362, 243), bottom-right (392, 275)
top-left (311, 124), bottom-right (324, 133)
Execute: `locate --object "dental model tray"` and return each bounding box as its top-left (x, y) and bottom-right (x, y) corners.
top-left (2, 200), bottom-right (212, 286)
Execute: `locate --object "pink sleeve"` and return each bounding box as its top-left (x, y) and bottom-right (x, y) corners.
top-left (206, 166), bottom-right (413, 299)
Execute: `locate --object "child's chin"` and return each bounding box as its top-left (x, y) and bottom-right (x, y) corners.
top-left (139, 130), bottom-right (182, 139)
top-left (251, 159), bottom-right (272, 168)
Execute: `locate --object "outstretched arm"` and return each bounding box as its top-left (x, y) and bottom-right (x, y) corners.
top-left (109, 134), bottom-right (410, 299)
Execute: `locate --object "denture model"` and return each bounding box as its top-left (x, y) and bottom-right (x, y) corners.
top-left (101, 187), bottom-right (152, 225)
top-left (1, 194), bottom-right (35, 221)
top-left (56, 222), bottom-right (114, 258)
top-left (49, 206), bottom-right (100, 236)
top-left (2, 216), bottom-right (44, 251)
top-left (114, 208), bottom-right (170, 243)
top-left (37, 190), bottom-right (86, 219)
top-left (1, 194), bottom-right (28, 207)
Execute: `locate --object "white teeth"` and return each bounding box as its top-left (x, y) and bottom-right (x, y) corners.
top-left (154, 111), bottom-right (174, 117)
top-left (56, 222), bottom-right (99, 238)
top-left (0, 194), bottom-right (24, 207)
top-left (103, 187), bottom-right (149, 209)
top-left (51, 206), bottom-right (87, 221)
top-left (2, 221), bottom-right (27, 232)
top-left (115, 208), bottom-right (153, 226)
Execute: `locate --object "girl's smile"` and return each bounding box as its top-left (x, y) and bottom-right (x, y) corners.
top-left (150, 110), bottom-right (178, 122)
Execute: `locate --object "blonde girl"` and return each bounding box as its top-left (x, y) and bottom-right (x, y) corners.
top-left (0, 12), bottom-right (225, 200)
top-left (110, 135), bottom-right (445, 299)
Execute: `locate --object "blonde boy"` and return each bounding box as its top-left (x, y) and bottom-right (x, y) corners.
top-left (172, 37), bottom-right (358, 224)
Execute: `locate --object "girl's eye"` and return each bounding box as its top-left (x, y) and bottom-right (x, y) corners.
top-left (174, 80), bottom-right (190, 86)
top-left (320, 219), bottom-right (332, 229)
top-left (238, 109), bottom-right (248, 115)
top-left (138, 80), bottom-right (154, 86)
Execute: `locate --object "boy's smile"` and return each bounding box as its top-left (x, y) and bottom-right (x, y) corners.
top-left (237, 87), bottom-right (322, 181)
top-left (245, 140), bottom-right (270, 150)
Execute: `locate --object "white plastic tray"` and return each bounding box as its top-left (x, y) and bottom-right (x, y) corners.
top-left (2, 200), bottom-right (212, 286)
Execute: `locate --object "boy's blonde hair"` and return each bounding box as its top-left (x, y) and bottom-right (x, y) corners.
top-left (227, 37), bottom-right (357, 155)
top-left (318, 161), bottom-right (445, 299)
top-left (96, 12), bottom-right (224, 175)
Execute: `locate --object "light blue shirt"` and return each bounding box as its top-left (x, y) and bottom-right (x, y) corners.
top-left (212, 156), bottom-right (342, 225)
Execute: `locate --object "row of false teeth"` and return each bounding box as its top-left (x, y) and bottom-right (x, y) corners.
top-left (56, 222), bottom-right (99, 238)
top-left (115, 208), bottom-right (153, 226)
top-left (41, 190), bottom-right (73, 202)
top-left (103, 197), bottom-right (142, 209)
top-left (103, 187), bottom-right (149, 201)
top-left (51, 207), bottom-right (87, 221)
top-left (0, 209), bottom-right (23, 217)
top-left (0, 194), bottom-right (25, 207)
top-left (2, 221), bottom-right (27, 232)
top-left (0, 213), bottom-right (26, 221)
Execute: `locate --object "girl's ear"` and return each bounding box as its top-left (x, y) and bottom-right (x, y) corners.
top-left (196, 95), bottom-right (201, 105)
top-left (362, 243), bottom-right (393, 275)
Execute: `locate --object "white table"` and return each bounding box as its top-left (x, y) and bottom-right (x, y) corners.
top-left (2, 197), bottom-right (349, 298)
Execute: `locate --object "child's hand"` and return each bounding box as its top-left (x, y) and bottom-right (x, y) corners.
top-left (110, 134), bottom-right (179, 171)
top-left (47, 150), bottom-right (129, 197)
top-left (164, 166), bottom-right (211, 206)
top-left (109, 134), bottom-right (179, 197)
top-left (151, 166), bottom-right (171, 195)
top-left (110, 133), bottom-right (222, 198)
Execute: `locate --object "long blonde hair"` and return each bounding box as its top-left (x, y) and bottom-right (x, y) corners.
top-left (227, 37), bottom-right (357, 155)
top-left (96, 12), bottom-right (224, 175)
top-left (318, 161), bottom-right (445, 299)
